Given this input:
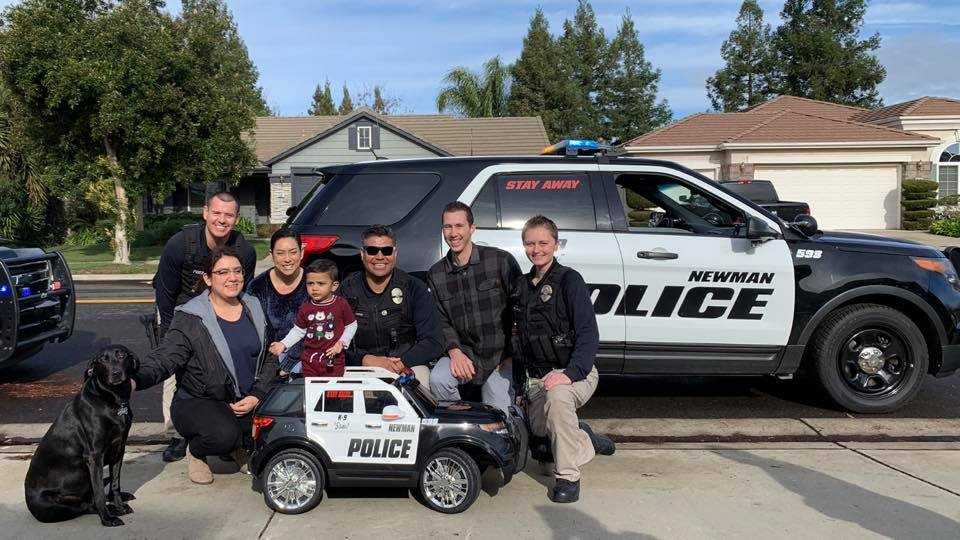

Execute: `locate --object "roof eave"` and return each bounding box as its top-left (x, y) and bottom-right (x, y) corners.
top-left (621, 144), bottom-right (720, 153)
top-left (719, 140), bottom-right (941, 150)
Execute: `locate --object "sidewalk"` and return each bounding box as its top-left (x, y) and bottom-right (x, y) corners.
top-left (1, 443), bottom-right (957, 539)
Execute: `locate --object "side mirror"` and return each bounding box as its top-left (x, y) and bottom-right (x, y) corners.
top-left (382, 405), bottom-right (404, 422)
top-left (746, 216), bottom-right (781, 242)
top-left (285, 205), bottom-right (299, 217)
top-left (790, 214), bottom-right (818, 236)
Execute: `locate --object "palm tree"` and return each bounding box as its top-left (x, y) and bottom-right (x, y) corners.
top-left (436, 56), bottom-right (511, 117)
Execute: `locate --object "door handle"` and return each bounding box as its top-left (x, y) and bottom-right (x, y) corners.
top-left (310, 421), bottom-right (328, 427)
top-left (365, 422), bottom-right (382, 429)
top-left (637, 250), bottom-right (678, 260)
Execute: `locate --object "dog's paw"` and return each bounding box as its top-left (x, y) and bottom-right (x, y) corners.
top-left (119, 491), bottom-right (136, 502)
top-left (108, 502), bottom-right (134, 515)
top-left (100, 515), bottom-right (124, 527)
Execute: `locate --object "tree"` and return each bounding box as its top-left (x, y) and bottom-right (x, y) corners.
top-left (558, 0), bottom-right (608, 138)
top-left (355, 84), bottom-right (401, 114)
top-left (338, 84), bottom-right (354, 115)
top-left (373, 86), bottom-right (387, 114)
top-left (308, 80), bottom-right (336, 116)
top-left (436, 56), bottom-right (511, 117)
top-left (508, 8), bottom-right (578, 141)
top-left (706, 0), bottom-right (778, 112)
top-left (0, 0), bottom-right (265, 263)
top-left (773, 0), bottom-right (885, 108)
top-left (599, 11), bottom-right (672, 143)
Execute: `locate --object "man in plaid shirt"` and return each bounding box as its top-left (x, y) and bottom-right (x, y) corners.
top-left (427, 202), bottom-right (522, 413)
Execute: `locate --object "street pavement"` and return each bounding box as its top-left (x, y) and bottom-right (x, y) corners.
top-left (2, 303), bottom-right (960, 425)
top-left (0, 443), bottom-right (958, 539)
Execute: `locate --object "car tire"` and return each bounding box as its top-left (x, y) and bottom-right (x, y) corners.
top-left (262, 449), bottom-right (325, 515)
top-left (810, 303), bottom-right (928, 413)
top-left (417, 447), bottom-right (481, 514)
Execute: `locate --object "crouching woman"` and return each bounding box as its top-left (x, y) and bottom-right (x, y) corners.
top-left (132, 246), bottom-right (278, 484)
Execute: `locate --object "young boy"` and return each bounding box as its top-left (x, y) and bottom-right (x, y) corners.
top-left (269, 259), bottom-right (356, 377)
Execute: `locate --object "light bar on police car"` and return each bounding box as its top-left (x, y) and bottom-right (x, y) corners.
top-left (541, 139), bottom-right (611, 156)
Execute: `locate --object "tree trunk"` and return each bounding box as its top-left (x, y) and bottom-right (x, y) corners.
top-left (103, 136), bottom-right (130, 265)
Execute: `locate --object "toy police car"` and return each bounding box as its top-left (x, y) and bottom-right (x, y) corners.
top-left (249, 367), bottom-right (527, 514)
top-left (286, 141), bottom-right (960, 413)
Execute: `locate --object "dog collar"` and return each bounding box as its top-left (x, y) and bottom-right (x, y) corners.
top-left (117, 403), bottom-right (129, 417)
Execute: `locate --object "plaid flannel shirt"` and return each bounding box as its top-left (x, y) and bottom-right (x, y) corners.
top-left (426, 244), bottom-right (522, 378)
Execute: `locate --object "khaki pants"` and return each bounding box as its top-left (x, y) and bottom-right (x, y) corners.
top-left (410, 365), bottom-right (432, 397)
top-left (526, 367), bottom-right (599, 482)
top-left (162, 375), bottom-right (179, 437)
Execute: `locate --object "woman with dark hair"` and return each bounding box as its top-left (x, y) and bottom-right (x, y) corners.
top-left (132, 246), bottom-right (278, 485)
top-left (246, 228), bottom-right (309, 373)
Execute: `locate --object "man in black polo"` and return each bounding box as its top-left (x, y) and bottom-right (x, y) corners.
top-left (153, 191), bottom-right (257, 462)
top-left (340, 225), bottom-right (443, 385)
top-left (427, 202), bottom-right (522, 413)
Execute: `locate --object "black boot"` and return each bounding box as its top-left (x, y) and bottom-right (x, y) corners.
top-left (550, 478), bottom-right (580, 503)
top-left (579, 421), bottom-right (615, 456)
top-left (529, 435), bottom-right (554, 463)
top-left (162, 437), bottom-right (188, 462)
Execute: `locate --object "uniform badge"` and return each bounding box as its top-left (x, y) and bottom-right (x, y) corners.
top-left (540, 284), bottom-right (553, 303)
top-left (391, 287), bottom-right (404, 305)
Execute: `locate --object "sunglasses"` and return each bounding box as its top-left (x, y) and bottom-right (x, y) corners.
top-left (363, 245), bottom-right (395, 256)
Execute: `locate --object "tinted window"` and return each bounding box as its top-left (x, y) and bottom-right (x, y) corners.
top-left (322, 390), bottom-right (354, 413)
top-left (496, 173), bottom-right (595, 230)
top-left (722, 181), bottom-right (777, 202)
top-left (261, 385), bottom-right (304, 416)
top-left (363, 390), bottom-right (398, 415)
top-left (472, 179), bottom-right (498, 228)
top-left (617, 174), bottom-right (744, 237)
top-left (303, 173), bottom-right (440, 226)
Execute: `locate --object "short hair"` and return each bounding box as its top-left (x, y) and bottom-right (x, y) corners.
top-left (205, 191), bottom-right (237, 208)
top-left (270, 227), bottom-right (301, 251)
top-left (442, 201), bottom-right (474, 225)
top-left (522, 215), bottom-right (559, 242)
top-left (195, 246), bottom-right (242, 294)
top-left (361, 224), bottom-right (396, 245)
top-left (305, 258), bottom-right (339, 282)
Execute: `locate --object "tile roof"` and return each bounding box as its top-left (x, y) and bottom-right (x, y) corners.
top-left (745, 95), bottom-right (866, 120)
top-left (623, 109), bottom-right (937, 148)
top-left (849, 97), bottom-right (960, 123)
top-left (245, 108), bottom-right (550, 163)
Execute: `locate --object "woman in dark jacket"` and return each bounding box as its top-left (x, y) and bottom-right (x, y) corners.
top-left (133, 246), bottom-right (278, 485)
top-left (245, 228), bottom-right (308, 374)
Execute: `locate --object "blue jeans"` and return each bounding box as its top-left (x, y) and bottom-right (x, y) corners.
top-left (430, 357), bottom-right (514, 413)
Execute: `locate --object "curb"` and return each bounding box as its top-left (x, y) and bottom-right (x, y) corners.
top-left (5, 418), bottom-right (960, 446)
top-left (73, 274), bottom-right (155, 282)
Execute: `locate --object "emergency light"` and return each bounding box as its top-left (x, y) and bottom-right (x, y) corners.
top-left (541, 139), bottom-right (610, 156)
top-left (0, 284), bottom-right (10, 298)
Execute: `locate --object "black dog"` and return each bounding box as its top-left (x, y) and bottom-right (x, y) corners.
top-left (24, 345), bottom-right (138, 526)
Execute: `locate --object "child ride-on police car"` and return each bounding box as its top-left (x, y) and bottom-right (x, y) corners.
top-left (249, 367), bottom-right (527, 515)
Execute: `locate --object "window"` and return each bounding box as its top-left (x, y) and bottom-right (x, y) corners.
top-left (938, 143), bottom-right (960, 199)
top-left (495, 173), bottom-right (596, 230)
top-left (306, 173), bottom-right (440, 226)
top-left (322, 390), bottom-right (354, 413)
top-left (471, 179), bottom-right (498, 228)
top-left (363, 390), bottom-right (398, 415)
top-left (616, 173), bottom-right (743, 236)
top-left (357, 126), bottom-right (372, 150)
top-left (261, 385), bottom-right (304, 416)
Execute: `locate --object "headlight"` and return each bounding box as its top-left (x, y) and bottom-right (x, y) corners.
top-left (479, 421), bottom-right (509, 436)
top-left (912, 257), bottom-right (960, 289)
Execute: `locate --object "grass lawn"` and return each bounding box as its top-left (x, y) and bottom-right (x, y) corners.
top-left (58, 239), bottom-right (270, 274)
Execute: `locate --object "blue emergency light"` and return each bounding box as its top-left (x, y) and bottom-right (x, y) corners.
top-left (20, 286), bottom-right (32, 297)
top-left (0, 284), bottom-right (10, 298)
top-left (541, 139), bottom-right (610, 156)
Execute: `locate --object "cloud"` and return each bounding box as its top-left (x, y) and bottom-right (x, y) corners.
top-left (876, 32), bottom-right (960, 103)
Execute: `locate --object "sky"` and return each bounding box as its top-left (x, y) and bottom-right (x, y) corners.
top-left (4, 0), bottom-right (960, 119)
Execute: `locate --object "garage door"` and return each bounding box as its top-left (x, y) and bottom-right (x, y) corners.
top-left (754, 165), bottom-right (900, 229)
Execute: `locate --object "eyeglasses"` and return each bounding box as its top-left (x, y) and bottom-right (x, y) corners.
top-left (210, 268), bottom-right (244, 277)
top-left (363, 245), bottom-right (395, 256)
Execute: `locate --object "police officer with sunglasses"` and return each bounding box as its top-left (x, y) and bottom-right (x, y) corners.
top-left (339, 225), bottom-right (444, 388)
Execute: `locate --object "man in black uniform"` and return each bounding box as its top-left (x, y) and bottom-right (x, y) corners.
top-left (153, 192), bottom-right (257, 462)
top-left (340, 225), bottom-right (443, 385)
top-left (513, 215), bottom-right (614, 503)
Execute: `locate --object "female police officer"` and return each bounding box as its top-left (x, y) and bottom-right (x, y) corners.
top-left (513, 215), bottom-right (615, 503)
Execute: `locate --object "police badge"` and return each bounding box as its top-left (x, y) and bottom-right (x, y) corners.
top-left (391, 287), bottom-right (404, 305)
top-left (540, 284), bottom-right (553, 303)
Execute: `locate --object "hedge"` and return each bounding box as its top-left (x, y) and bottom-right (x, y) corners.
top-left (902, 199), bottom-right (939, 211)
top-left (904, 219), bottom-right (934, 230)
top-left (902, 179), bottom-right (939, 193)
top-left (901, 179), bottom-right (938, 230)
top-left (902, 191), bottom-right (932, 201)
top-left (903, 210), bottom-right (935, 220)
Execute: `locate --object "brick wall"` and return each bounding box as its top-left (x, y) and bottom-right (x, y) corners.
top-left (269, 177), bottom-right (292, 224)
top-left (721, 163), bottom-right (755, 181)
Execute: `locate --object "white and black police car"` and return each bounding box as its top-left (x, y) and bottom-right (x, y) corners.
top-left (286, 140), bottom-right (960, 413)
top-left (249, 367), bottom-right (527, 514)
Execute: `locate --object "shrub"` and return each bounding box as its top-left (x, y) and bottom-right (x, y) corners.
top-left (903, 210), bottom-right (935, 221)
top-left (235, 216), bottom-right (255, 235)
top-left (133, 212), bottom-right (201, 247)
top-left (930, 218), bottom-right (960, 237)
top-left (902, 179), bottom-right (939, 193)
top-left (66, 220), bottom-right (112, 247)
top-left (903, 200), bottom-right (938, 211)
top-left (256, 223), bottom-right (282, 238)
top-left (901, 180), bottom-right (938, 230)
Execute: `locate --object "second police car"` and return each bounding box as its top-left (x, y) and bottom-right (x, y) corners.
top-left (286, 140), bottom-right (960, 414)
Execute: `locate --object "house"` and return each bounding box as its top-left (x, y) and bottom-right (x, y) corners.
top-left (621, 95), bottom-right (960, 230)
top-left (154, 107), bottom-right (550, 226)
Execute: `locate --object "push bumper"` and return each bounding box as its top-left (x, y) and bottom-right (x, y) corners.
top-left (936, 344), bottom-right (960, 377)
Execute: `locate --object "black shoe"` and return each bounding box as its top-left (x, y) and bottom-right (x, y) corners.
top-left (579, 421), bottom-right (615, 456)
top-left (550, 479), bottom-right (580, 503)
top-left (529, 435), bottom-right (554, 463)
top-left (162, 437), bottom-right (188, 463)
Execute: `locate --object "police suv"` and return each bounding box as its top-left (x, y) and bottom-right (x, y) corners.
top-left (249, 367), bottom-right (527, 514)
top-left (287, 141), bottom-right (960, 413)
